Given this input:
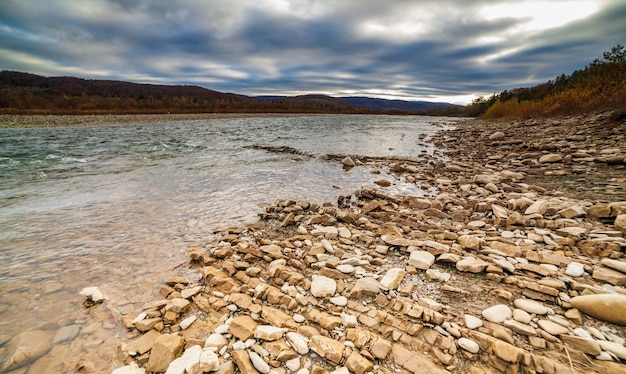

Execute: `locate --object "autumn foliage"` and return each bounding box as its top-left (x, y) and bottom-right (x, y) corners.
top-left (464, 44), bottom-right (626, 118)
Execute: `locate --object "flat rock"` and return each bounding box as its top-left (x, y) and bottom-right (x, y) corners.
top-left (124, 330), bottom-right (161, 355)
top-left (426, 269), bottom-right (451, 282)
top-left (570, 294), bottom-right (626, 326)
top-left (286, 332), bottom-right (309, 354)
top-left (503, 319), bottom-right (537, 336)
top-left (349, 277), bottom-right (379, 298)
top-left (408, 251), bottom-right (435, 270)
top-left (53, 324), bottom-right (81, 344)
top-left (525, 200), bottom-right (548, 215)
top-left (456, 256), bottom-right (489, 273)
top-left (204, 333), bottom-right (228, 349)
top-left (231, 350), bottom-right (259, 374)
top-left (482, 304), bottom-right (512, 323)
top-left (112, 363), bottom-right (146, 374)
top-left (600, 258), bottom-right (626, 274)
top-left (165, 345), bottom-right (202, 374)
top-left (592, 266), bottom-right (626, 286)
top-left (561, 335), bottom-right (601, 356)
top-left (311, 275), bottom-right (337, 298)
top-left (457, 235), bottom-right (482, 251)
top-left (513, 298), bottom-right (549, 315)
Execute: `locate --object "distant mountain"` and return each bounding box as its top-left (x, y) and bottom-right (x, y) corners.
top-left (0, 71), bottom-right (464, 115)
top-left (341, 96), bottom-right (464, 112)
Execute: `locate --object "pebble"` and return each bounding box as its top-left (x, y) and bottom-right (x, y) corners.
top-left (464, 314), bottom-right (483, 329)
top-left (310, 276), bottom-right (336, 298)
top-left (565, 262), bottom-right (585, 277)
top-left (458, 338), bottom-right (480, 353)
top-left (513, 298), bottom-right (549, 315)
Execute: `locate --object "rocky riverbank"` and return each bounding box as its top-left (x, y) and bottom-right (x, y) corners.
top-left (4, 112), bottom-right (626, 373)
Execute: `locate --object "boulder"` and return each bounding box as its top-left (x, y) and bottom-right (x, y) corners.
top-left (570, 294), bottom-right (626, 326)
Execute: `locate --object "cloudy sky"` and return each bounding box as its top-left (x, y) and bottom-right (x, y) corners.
top-left (1, 0), bottom-right (624, 104)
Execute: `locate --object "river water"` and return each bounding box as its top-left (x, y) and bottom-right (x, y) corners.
top-left (0, 114), bottom-right (452, 372)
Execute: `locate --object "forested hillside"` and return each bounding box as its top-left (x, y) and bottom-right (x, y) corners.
top-left (0, 71), bottom-right (462, 115)
top-left (464, 44), bottom-right (626, 118)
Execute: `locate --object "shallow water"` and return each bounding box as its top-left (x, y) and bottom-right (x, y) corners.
top-left (0, 114), bottom-right (453, 372)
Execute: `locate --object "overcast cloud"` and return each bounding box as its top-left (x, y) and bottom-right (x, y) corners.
top-left (1, 0), bottom-right (624, 104)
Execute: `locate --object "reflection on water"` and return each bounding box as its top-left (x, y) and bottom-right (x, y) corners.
top-left (0, 114), bottom-right (451, 372)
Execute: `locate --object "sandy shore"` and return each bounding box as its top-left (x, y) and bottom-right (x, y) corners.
top-left (3, 111), bottom-right (626, 373)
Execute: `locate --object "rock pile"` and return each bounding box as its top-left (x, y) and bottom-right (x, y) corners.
top-left (109, 112), bottom-right (626, 374)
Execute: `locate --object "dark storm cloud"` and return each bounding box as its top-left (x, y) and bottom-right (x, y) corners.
top-left (0, 0), bottom-right (624, 103)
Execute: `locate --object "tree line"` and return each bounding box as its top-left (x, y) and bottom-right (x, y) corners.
top-left (464, 44), bottom-right (626, 118)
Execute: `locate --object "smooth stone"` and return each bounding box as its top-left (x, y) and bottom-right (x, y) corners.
top-left (539, 154), bottom-right (563, 163)
top-left (310, 276), bottom-right (337, 298)
top-left (249, 351), bottom-right (270, 374)
top-left (513, 298), bottom-right (548, 315)
top-left (489, 131), bottom-right (505, 140)
top-left (330, 296), bottom-right (348, 306)
top-left (336, 264), bottom-right (355, 274)
top-left (615, 214), bottom-right (626, 235)
top-left (512, 309), bottom-right (531, 324)
top-left (458, 338), bottom-right (480, 353)
top-left (464, 314), bottom-right (483, 330)
top-left (537, 320), bottom-right (569, 336)
top-left (598, 340), bottom-right (626, 360)
top-left (293, 314), bottom-right (305, 323)
top-left (204, 333), bottom-right (228, 349)
top-left (180, 315), bottom-right (197, 330)
top-left (570, 294), bottom-right (626, 326)
top-left (565, 262), bottom-right (585, 277)
top-left (482, 304), bottom-right (512, 323)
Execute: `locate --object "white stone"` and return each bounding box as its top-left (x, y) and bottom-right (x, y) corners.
top-left (80, 286), bottom-right (106, 303)
top-left (198, 349), bottom-right (220, 372)
top-left (248, 351), bottom-right (270, 374)
top-left (180, 315), bottom-right (197, 330)
top-left (204, 333), bottom-right (228, 349)
top-left (338, 227), bottom-right (352, 238)
top-left (482, 304), bottom-right (512, 323)
top-left (286, 332), bottom-right (309, 354)
top-left (321, 239), bottom-right (335, 253)
top-left (513, 309), bottom-right (531, 324)
top-left (293, 314), bottom-right (305, 323)
top-left (336, 264), bottom-right (355, 274)
top-left (165, 345), bottom-right (202, 374)
top-left (330, 296), bottom-right (348, 306)
top-left (565, 262), bottom-right (585, 277)
top-left (598, 340), bottom-right (626, 360)
top-left (310, 276), bottom-right (336, 298)
top-left (458, 338), bottom-right (480, 353)
top-left (408, 250), bottom-right (435, 270)
top-left (255, 325), bottom-right (286, 341)
top-left (379, 268), bottom-right (406, 290)
top-left (286, 357), bottom-right (301, 371)
top-left (464, 314), bottom-right (483, 329)
top-left (341, 313), bottom-right (358, 328)
top-left (330, 368), bottom-right (350, 374)
top-left (426, 269), bottom-right (451, 282)
top-left (131, 312), bottom-right (148, 324)
top-left (514, 298), bottom-right (549, 315)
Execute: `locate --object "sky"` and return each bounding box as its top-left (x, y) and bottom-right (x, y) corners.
top-left (0, 1), bottom-right (624, 104)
